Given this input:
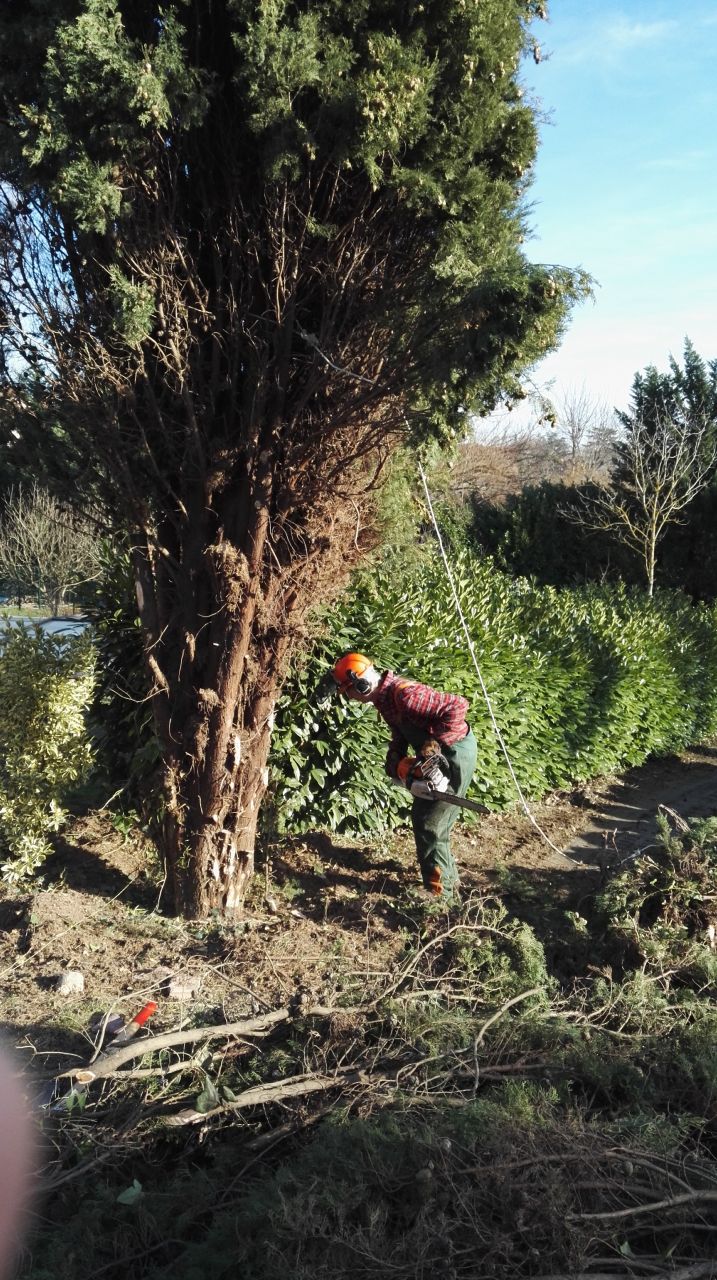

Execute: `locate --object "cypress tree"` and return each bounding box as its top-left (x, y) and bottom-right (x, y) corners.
top-left (0, 0), bottom-right (587, 915)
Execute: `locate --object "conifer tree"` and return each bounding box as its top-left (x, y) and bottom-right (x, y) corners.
top-left (0, 0), bottom-right (587, 915)
top-left (615, 339), bottom-right (717, 473)
top-left (608, 340), bottom-right (717, 597)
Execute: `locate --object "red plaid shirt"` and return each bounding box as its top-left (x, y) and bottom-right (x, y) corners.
top-left (370, 671), bottom-right (469, 769)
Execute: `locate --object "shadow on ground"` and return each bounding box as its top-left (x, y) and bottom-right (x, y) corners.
top-left (42, 836), bottom-right (158, 910)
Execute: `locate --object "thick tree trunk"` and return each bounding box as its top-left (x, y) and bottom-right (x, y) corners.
top-left (154, 660), bottom-right (281, 918)
top-left (134, 486), bottom-right (293, 917)
top-left (184, 763), bottom-right (264, 917)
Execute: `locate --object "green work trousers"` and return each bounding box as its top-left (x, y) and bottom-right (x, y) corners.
top-left (410, 729), bottom-right (477, 898)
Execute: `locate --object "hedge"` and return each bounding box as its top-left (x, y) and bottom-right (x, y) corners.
top-left (0, 624), bottom-right (95, 882)
top-left (267, 553), bottom-right (717, 834)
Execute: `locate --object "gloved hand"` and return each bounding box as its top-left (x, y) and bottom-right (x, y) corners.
top-left (410, 770), bottom-right (449, 798)
top-left (396, 752), bottom-right (450, 796)
top-left (423, 755), bottom-right (448, 786)
top-left (410, 777), bottom-right (448, 799)
top-left (417, 742), bottom-right (450, 791)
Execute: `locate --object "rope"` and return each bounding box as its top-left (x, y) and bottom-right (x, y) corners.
top-left (417, 462), bottom-right (579, 867)
top-left (293, 326), bottom-right (581, 866)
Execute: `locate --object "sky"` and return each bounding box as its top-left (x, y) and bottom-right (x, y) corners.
top-left (517, 0), bottom-right (717, 420)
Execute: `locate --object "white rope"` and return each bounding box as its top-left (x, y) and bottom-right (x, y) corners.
top-left (417, 461), bottom-right (579, 866)
top-left (293, 327), bottom-right (582, 866)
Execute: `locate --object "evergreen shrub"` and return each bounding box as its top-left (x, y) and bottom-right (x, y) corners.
top-left (0, 624), bottom-right (94, 882)
top-left (595, 814), bottom-right (717, 990)
top-left (470, 480), bottom-right (638, 586)
top-left (269, 553), bottom-right (717, 833)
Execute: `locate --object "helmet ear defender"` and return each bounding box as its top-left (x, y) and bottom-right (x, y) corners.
top-left (332, 651), bottom-right (375, 695)
top-left (346, 670), bottom-right (372, 695)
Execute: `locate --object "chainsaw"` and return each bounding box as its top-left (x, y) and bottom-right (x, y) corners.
top-left (396, 753), bottom-right (489, 816)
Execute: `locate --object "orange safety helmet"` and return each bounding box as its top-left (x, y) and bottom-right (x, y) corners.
top-left (332, 651), bottom-right (375, 696)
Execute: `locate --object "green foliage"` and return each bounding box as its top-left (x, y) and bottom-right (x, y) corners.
top-left (18, 1), bottom-right (208, 231)
top-left (610, 339), bottom-right (717, 596)
top-left (470, 475), bottom-right (717, 602)
top-left (270, 553), bottom-right (717, 834)
top-left (465, 342), bottom-right (717, 600)
top-left (471, 480), bottom-right (639, 586)
top-left (107, 265), bottom-right (155, 348)
top-left (84, 540), bottom-right (161, 809)
top-left (0, 624), bottom-right (94, 882)
top-left (1, 0), bottom-right (588, 454)
top-left (595, 814), bottom-right (717, 988)
top-left (616, 337), bottom-right (717, 464)
top-left (49, 1088), bottom-right (707, 1280)
top-left (660, 479), bottom-right (717, 601)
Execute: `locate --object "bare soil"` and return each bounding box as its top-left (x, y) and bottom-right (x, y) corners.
top-left (1, 744), bottom-right (716, 1079)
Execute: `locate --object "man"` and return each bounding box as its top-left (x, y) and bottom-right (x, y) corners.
top-left (329, 652), bottom-right (477, 900)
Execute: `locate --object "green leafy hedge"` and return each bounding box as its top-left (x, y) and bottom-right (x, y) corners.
top-left (0, 625), bottom-right (95, 882)
top-left (268, 553), bottom-right (717, 834)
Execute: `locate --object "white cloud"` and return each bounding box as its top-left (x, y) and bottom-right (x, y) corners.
top-left (639, 149), bottom-right (714, 172)
top-left (604, 17), bottom-right (677, 49)
top-left (557, 14), bottom-right (678, 67)
top-left (528, 303), bottom-right (717, 414)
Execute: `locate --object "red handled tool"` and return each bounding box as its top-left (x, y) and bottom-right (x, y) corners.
top-left (50, 1001), bottom-right (159, 1112)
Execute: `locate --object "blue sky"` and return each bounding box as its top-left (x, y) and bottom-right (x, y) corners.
top-left (520, 0), bottom-right (717, 417)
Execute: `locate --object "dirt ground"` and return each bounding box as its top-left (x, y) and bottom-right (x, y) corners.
top-left (1, 743), bottom-right (716, 1082)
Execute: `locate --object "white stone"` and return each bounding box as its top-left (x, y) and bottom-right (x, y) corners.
top-left (55, 970), bottom-right (85, 996)
top-left (166, 977), bottom-right (201, 1001)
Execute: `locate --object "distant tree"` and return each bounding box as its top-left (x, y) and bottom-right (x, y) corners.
top-left (0, 484), bottom-right (101, 614)
top-left (470, 480), bottom-right (634, 587)
top-left (0, 0), bottom-right (587, 916)
top-left (554, 386), bottom-right (618, 483)
top-left (442, 418), bottom-right (569, 509)
top-left (659, 485), bottom-right (717, 601)
top-left (599, 340), bottom-right (717, 596)
top-left (578, 412), bottom-right (716, 596)
top-left (615, 339), bottom-right (717, 478)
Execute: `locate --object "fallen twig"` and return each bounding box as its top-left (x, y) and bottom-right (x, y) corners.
top-left (52, 1005), bottom-right (335, 1084)
top-left (164, 1065), bottom-right (367, 1127)
top-left (474, 986), bottom-right (543, 1047)
top-left (570, 1190), bottom-right (717, 1221)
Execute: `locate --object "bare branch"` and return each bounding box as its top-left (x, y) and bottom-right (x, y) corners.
top-left (575, 413), bottom-right (717, 594)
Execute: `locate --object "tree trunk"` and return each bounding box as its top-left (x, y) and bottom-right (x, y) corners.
top-left (646, 536), bottom-right (656, 597)
top-left (158, 660), bottom-right (283, 918)
top-left (150, 655), bottom-right (280, 916)
top-left (133, 479), bottom-right (295, 917)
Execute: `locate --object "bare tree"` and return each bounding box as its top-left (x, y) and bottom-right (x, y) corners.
top-left (577, 415), bottom-right (717, 595)
top-left (448, 416), bottom-right (568, 507)
top-left (0, 484), bottom-right (101, 615)
top-left (554, 386), bottom-right (619, 483)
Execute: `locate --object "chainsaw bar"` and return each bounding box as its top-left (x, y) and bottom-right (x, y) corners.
top-left (422, 789), bottom-right (489, 816)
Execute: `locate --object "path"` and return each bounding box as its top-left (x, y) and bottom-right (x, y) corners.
top-left (561, 743), bottom-right (717, 864)
top-left (459, 742), bottom-right (717, 891)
